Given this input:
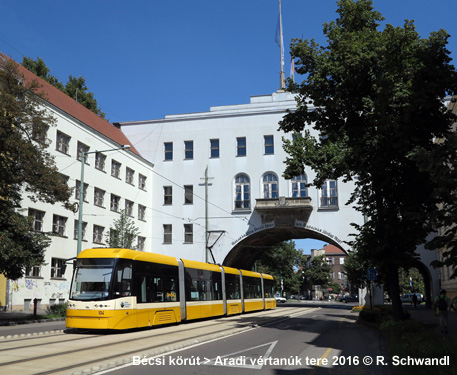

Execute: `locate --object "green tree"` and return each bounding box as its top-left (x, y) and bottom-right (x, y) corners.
top-left (279, 0), bottom-right (457, 319)
top-left (21, 57), bottom-right (65, 91)
top-left (22, 57), bottom-right (106, 119)
top-left (105, 210), bottom-right (140, 249)
top-left (398, 268), bottom-right (424, 296)
top-left (343, 251), bottom-right (373, 290)
top-left (0, 58), bottom-right (73, 279)
top-left (256, 240), bottom-right (304, 295)
top-left (304, 255), bottom-right (331, 288)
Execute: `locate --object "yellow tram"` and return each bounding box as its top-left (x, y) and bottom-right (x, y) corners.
top-left (66, 248), bottom-right (276, 330)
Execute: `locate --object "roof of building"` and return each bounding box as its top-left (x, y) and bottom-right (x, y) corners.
top-left (0, 53), bottom-right (140, 156)
top-left (323, 244), bottom-right (346, 255)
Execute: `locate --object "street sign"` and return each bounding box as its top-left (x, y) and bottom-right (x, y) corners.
top-left (367, 268), bottom-right (377, 281)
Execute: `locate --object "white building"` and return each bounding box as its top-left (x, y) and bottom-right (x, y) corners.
top-left (118, 91), bottom-right (364, 270)
top-left (1, 55), bottom-right (154, 311)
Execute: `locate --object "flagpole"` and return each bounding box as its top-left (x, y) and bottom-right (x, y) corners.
top-left (279, 0), bottom-right (285, 90)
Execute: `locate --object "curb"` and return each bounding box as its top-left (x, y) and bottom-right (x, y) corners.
top-left (0, 317), bottom-right (65, 327)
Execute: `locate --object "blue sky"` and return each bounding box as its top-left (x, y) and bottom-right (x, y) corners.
top-left (2, 0), bottom-right (457, 253)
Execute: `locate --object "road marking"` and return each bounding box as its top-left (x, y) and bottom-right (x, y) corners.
top-left (204, 340), bottom-right (278, 369)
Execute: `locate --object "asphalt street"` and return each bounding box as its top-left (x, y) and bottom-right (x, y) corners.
top-left (99, 305), bottom-right (387, 375)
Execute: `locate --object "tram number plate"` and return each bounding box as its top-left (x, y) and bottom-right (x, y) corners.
top-left (98, 311), bottom-right (105, 315)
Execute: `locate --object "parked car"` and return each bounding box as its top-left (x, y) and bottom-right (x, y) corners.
top-left (400, 293), bottom-right (422, 304)
top-left (339, 295), bottom-right (359, 303)
top-left (275, 295), bottom-right (287, 303)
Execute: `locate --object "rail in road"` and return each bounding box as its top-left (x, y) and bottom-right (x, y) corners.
top-left (0, 306), bottom-right (316, 375)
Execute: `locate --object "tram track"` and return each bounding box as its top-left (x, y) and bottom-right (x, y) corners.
top-left (0, 306), bottom-right (309, 375)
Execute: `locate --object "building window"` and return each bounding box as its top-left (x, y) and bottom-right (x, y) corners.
top-left (139, 174), bottom-right (147, 191)
top-left (263, 173), bottom-right (278, 198)
top-left (32, 123), bottom-right (48, 145)
top-left (74, 220), bottom-right (87, 241)
top-left (326, 257), bottom-right (334, 265)
top-left (28, 209), bottom-right (45, 232)
top-left (75, 180), bottom-right (88, 201)
top-left (163, 224), bottom-right (172, 244)
top-left (138, 205), bottom-right (146, 221)
top-left (237, 137), bottom-right (246, 157)
top-left (93, 225), bottom-right (104, 243)
top-left (320, 179), bottom-right (338, 208)
top-left (234, 174), bottom-right (250, 210)
top-left (126, 167), bottom-right (135, 185)
top-left (111, 194), bottom-right (120, 212)
top-left (137, 236), bottom-right (146, 251)
top-left (56, 131), bottom-right (70, 155)
top-left (52, 215), bottom-right (67, 236)
top-left (95, 152), bottom-right (106, 171)
top-left (264, 135), bottom-right (274, 155)
top-left (184, 141), bottom-right (194, 160)
top-left (77, 142), bottom-right (90, 163)
top-left (125, 200), bottom-right (134, 217)
top-left (111, 160), bottom-right (121, 178)
top-left (25, 265), bottom-right (41, 278)
top-left (164, 186), bottom-right (172, 205)
top-left (94, 188), bottom-right (105, 207)
top-left (184, 185), bottom-right (193, 204)
top-left (339, 257), bottom-right (345, 265)
top-left (291, 174), bottom-right (308, 197)
top-left (210, 139), bottom-right (219, 158)
top-left (59, 173), bottom-right (69, 186)
top-left (164, 142), bottom-right (173, 161)
top-left (184, 224), bottom-right (193, 244)
top-left (51, 258), bottom-right (64, 279)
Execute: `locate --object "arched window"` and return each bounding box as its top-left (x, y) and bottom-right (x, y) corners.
top-left (234, 174), bottom-right (250, 210)
top-left (291, 174), bottom-right (308, 197)
top-left (263, 173), bottom-right (278, 199)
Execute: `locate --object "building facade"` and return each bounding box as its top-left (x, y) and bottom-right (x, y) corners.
top-left (310, 244), bottom-right (348, 299)
top-left (2, 55), bottom-right (154, 311)
top-left (118, 91), bottom-right (363, 269)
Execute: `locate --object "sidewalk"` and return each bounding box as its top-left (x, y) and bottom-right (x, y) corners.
top-left (404, 304), bottom-right (457, 339)
top-left (0, 310), bottom-right (63, 326)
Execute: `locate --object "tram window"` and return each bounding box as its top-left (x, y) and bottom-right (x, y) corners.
top-left (263, 279), bottom-right (275, 298)
top-left (135, 261), bottom-right (180, 303)
top-left (113, 262), bottom-right (132, 297)
top-left (164, 277), bottom-right (178, 301)
top-left (185, 268), bottom-right (222, 301)
top-left (225, 273), bottom-right (241, 299)
top-left (212, 272), bottom-right (222, 300)
top-left (243, 276), bottom-right (262, 299)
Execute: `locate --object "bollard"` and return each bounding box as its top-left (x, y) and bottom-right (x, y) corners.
top-left (33, 298), bottom-right (38, 318)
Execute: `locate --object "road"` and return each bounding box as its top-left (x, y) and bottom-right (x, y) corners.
top-left (0, 303), bottom-right (389, 375)
top-left (102, 304), bottom-right (387, 375)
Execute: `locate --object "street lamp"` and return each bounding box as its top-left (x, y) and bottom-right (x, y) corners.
top-left (77, 145), bottom-right (130, 255)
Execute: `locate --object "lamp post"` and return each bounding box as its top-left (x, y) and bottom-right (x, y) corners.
top-left (77, 145), bottom-right (130, 255)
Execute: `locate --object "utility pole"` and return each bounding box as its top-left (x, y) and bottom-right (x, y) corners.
top-left (200, 166), bottom-right (213, 263)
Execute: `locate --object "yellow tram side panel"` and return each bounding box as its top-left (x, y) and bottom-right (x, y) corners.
top-left (67, 299), bottom-right (181, 330)
top-left (66, 298), bottom-right (137, 330)
top-left (222, 266), bottom-right (243, 315)
top-left (186, 300), bottom-right (224, 320)
top-left (262, 273), bottom-right (277, 310)
top-left (136, 303), bottom-right (181, 327)
top-left (240, 269), bottom-right (263, 312)
top-left (181, 260), bottom-right (225, 320)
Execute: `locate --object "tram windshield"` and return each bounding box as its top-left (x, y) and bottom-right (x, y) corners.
top-left (70, 258), bottom-right (114, 301)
